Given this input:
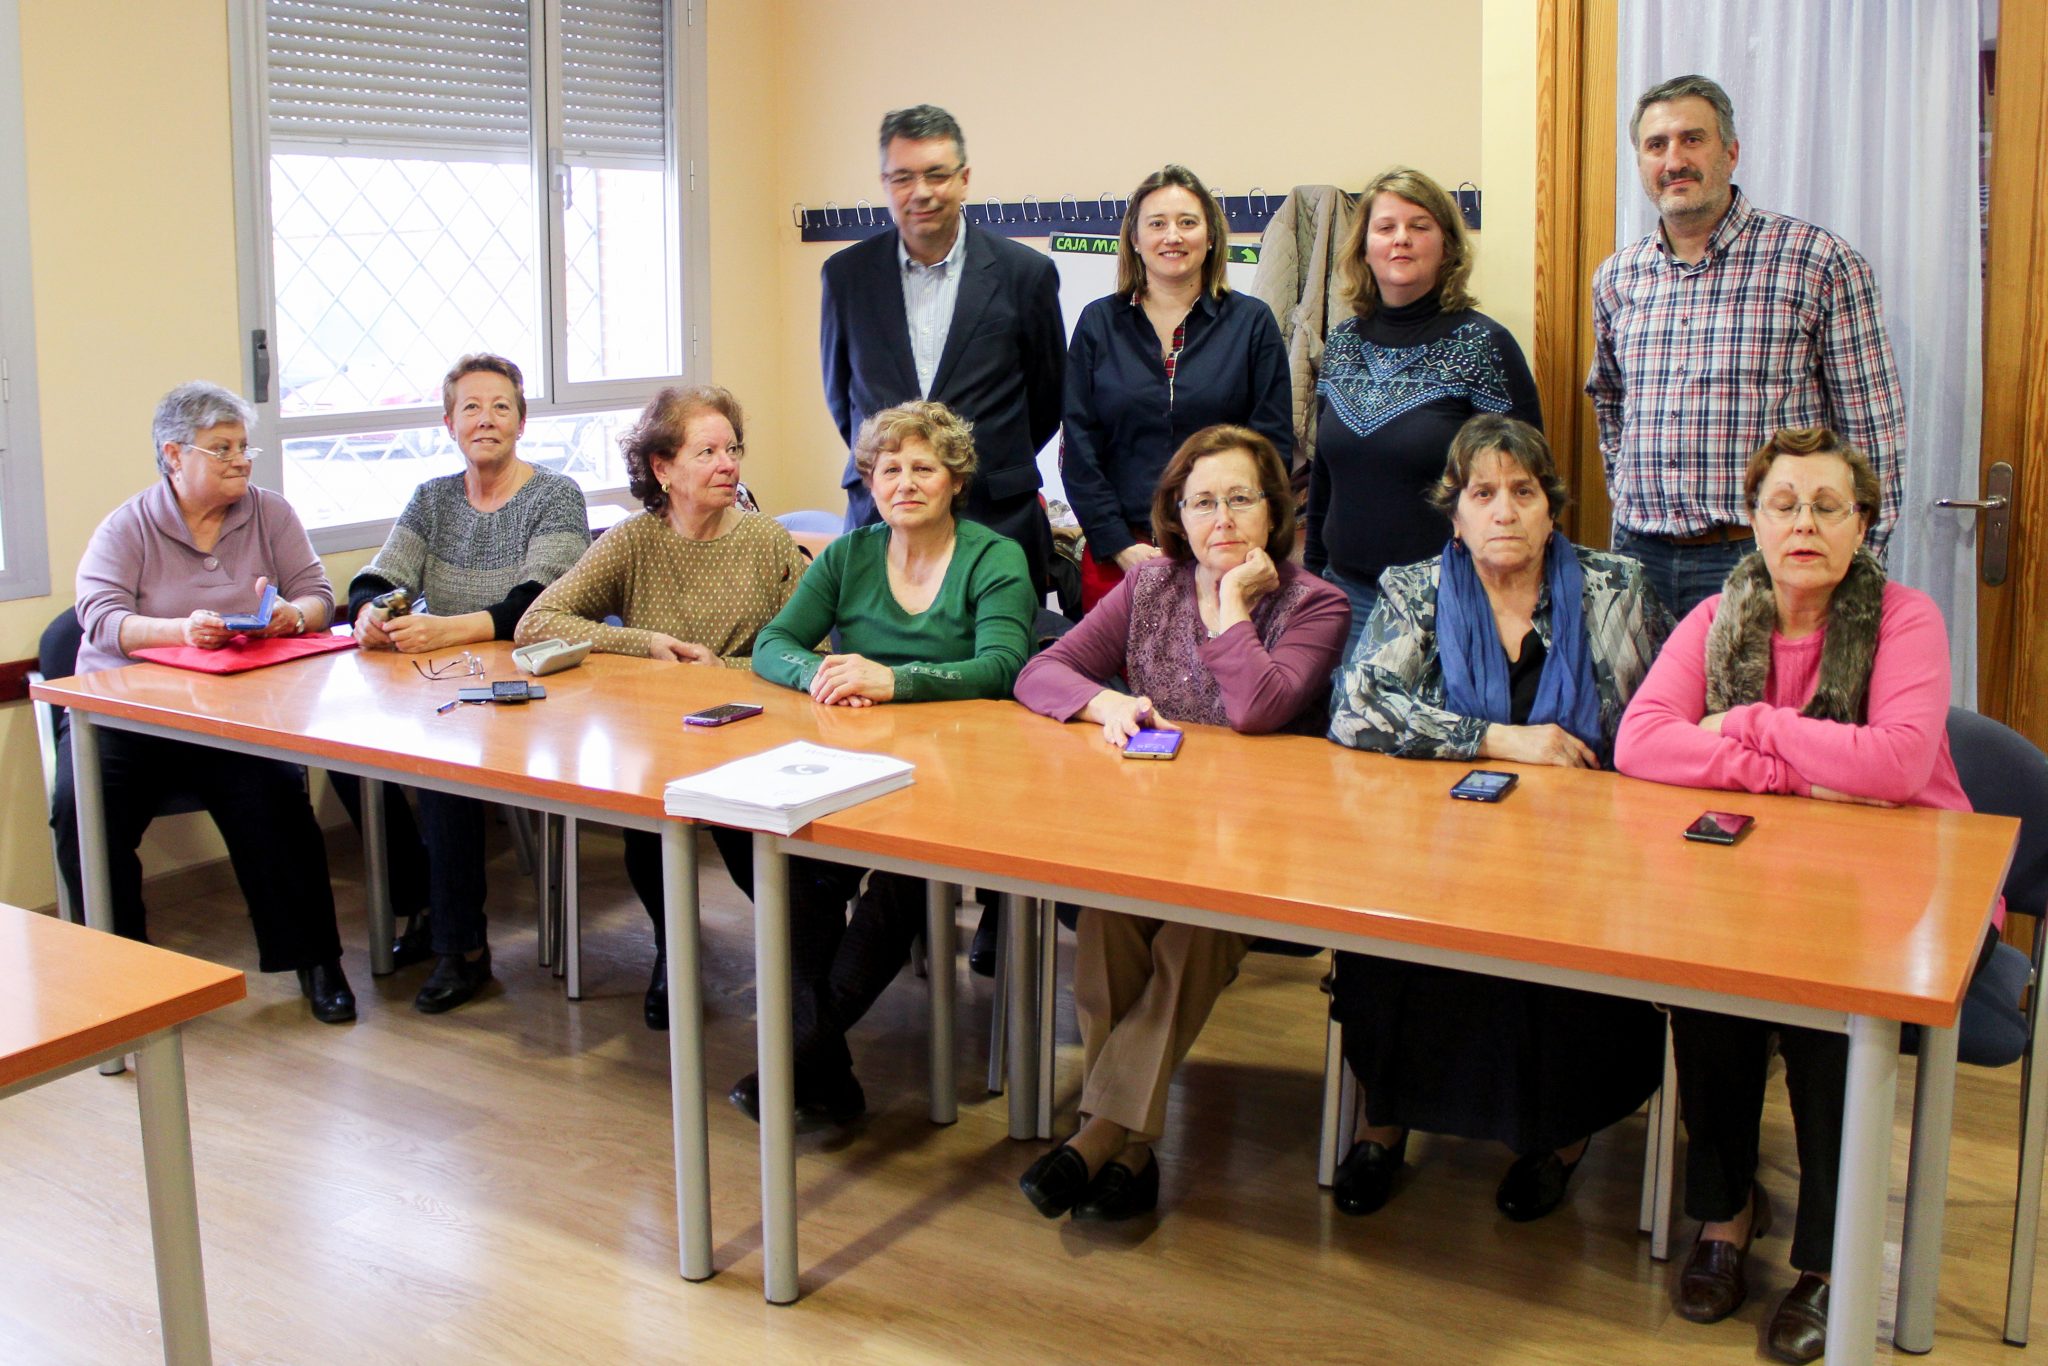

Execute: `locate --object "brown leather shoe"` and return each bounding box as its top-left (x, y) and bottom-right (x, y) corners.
top-left (1674, 1182), bottom-right (1772, 1324)
top-left (1766, 1273), bottom-right (1829, 1363)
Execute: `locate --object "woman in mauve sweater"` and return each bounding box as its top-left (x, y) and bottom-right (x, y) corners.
top-left (1615, 427), bottom-right (1997, 1365)
top-left (1012, 424), bottom-right (1347, 1223)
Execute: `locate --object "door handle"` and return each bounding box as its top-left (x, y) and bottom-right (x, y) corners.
top-left (1935, 461), bottom-right (2013, 586)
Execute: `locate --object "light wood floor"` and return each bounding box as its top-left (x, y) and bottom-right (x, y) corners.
top-left (3, 824), bottom-right (2043, 1364)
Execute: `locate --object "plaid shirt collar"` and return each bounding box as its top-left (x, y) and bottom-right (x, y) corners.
top-left (1653, 185), bottom-right (1756, 268)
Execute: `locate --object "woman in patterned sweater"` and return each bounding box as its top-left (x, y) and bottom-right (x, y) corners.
top-left (1012, 425), bottom-right (1348, 1221)
top-left (1325, 415), bottom-right (1670, 1225)
top-left (1306, 166), bottom-right (1542, 666)
top-left (343, 354), bottom-right (590, 1015)
top-left (517, 384), bottom-right (807, 1029)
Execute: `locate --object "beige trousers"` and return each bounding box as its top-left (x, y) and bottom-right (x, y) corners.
top-left (1074, 908), bottom-right (1253, 1142)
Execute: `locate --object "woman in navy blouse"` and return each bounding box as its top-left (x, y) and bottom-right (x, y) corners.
top-left (1061, 164), bottom-right (1293, 612)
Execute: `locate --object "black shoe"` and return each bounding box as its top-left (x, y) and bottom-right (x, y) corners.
top-left (413, 946), bottom-right (492, 1014)
top-left (1332, 1132), bottom-right (1407, 1216)
top-left (1073, 1153), bottom-right (1160, 1222)
top-left (296, 960), bottom-right (357, 1024)
top-left (644, 952), bottom-right (667, 1031)
top-left (728, 1068), bottom-right (867, 1131)
top-left (969, 903), bottom-right (998, 978)
top-left (1495, 1147), bottom-right (1582, 1222)
top-left (1019, 1143), bottom-right (1093, 1218)
top-left (389, 913), bottom-right (434, 970)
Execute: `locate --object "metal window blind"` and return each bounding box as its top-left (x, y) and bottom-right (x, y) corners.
top-left (267, 0), bottom-right (668, 165)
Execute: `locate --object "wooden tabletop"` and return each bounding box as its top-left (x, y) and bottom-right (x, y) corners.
top-left (34, 643), bottom-right (2015, 1027)
top-left (0, 904), bottom-right (245, 1088)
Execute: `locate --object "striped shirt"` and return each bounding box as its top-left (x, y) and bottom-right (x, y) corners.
top-left (1585, 188), bottom-right (1904, 550)
top-left (899, 225), bottom-right (967, 397)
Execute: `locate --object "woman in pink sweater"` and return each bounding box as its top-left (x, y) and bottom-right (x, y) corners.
top-left (1615, 427), bottom-right (1983, 1365)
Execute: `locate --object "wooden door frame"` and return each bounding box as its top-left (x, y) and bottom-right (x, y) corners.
top-left (1537, 1), bottom-right (2048, 744)
top-left (1980, 5), bottom-right (2048, 742)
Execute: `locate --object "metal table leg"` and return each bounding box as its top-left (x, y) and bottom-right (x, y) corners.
top-left (71, 714), bottom-right (129, 1077)
top-left (926, 880), bottom-right (957, 1125)
top-left (1894, 1020), bottom-right (1959, 1353)
top-left (361, 779), bottom-right (395, 976)
top-left (1828, 1013), bottom-right (1901, 1366)
top-left (661, 824), bottom-right (709, 1282)
top-left (1002, 892), bottom-right (1039, 1140)
top-left (134, 1028), bottom-right (213, 1365)
top-left (754, 833), bottom-right (798, 1304)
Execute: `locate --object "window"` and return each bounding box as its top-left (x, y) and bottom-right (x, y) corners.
top-left (0, 0), bottom-right (50, 603)
top-left (231, 0), bottom-right (707, 547)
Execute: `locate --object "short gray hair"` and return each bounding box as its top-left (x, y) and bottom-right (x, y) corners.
top-left (878, 104), bottom-right (966, 165)
top-left (152, 381), bottom-right (255, 476)
top-left (1630, 74), bottom-right (1738, 148)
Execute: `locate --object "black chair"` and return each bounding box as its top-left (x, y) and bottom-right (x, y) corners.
top-left (1940, 706), bottom-right (2048, 1345)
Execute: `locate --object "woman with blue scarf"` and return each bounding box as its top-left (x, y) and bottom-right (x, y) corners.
top-left (1324, 414), bottom-right (1671, 1222)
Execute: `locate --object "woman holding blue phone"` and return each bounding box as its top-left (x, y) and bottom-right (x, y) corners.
top-left (1011, 425), bottom-right (1348, 1221)
top-left (1324, 414), bottom-right (1669, 1225)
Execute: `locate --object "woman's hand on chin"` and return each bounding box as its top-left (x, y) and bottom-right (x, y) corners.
top-left (1480, 722), bottom-right (1599, 769)
top-left (809, 654), bottom-right (895, 706)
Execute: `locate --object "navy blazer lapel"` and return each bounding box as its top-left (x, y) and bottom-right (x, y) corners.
top-left (866, 230), bottom-right (920, 397)
top-left (929, 226), bottom-right (994, 398)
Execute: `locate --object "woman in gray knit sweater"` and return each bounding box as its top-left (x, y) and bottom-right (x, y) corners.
top-left (340, 354), bottom-right (590, 1015)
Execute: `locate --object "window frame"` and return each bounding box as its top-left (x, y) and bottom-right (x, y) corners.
top-left (0, 0), bottom-right (51, 603)
top-left (227, 0), bottom-right (711, 553)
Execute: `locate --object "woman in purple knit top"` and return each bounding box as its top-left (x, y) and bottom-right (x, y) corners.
top-left (1013, 425), bottom-right (1349, 1221)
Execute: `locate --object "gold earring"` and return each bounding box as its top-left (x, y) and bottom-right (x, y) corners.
top-left (659, 478), bottom-right (670, 493)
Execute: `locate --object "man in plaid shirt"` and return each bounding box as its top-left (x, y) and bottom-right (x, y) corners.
top-left (1586, 74), bottom-right (1904, 617)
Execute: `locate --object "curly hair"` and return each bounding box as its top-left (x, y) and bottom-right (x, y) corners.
top-left (620, 385), bottom-right (745, 515)
top-left (852, 401), bottom-right (977, 495)
top-left (1742, 427), bottom-right (1880, 525)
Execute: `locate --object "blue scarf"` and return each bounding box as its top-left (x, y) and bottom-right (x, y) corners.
top-left (1436, 531), bottom-right (1605, 759)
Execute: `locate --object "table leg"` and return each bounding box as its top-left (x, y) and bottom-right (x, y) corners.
top-left (1894, 1020), bottom-right (1958, 1353)
top-left (1828, 1013), bottom-right (1901, 1366)
top-left (1003, 892), bottom-right (1039, 1140)
top-left (70, 714), bottom-right (130, 1077)
top-left (753, 833), bottom-right (798, 1305)
top-left (926, 880), bottom-right (957, 1125)
top-left (361, 779), bottom-right (395, 977)
top-left (134, 1028), bottom-right (213, 1365)
top-left (661, 824), bottom-right (710, 1282)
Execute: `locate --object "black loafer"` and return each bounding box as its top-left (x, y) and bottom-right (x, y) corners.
top-left (1019, 1144), bottom-right (1092, 1218)
top-left (1766, 1272), bottom-right (1829, 1364)
top-left (296, 960), bottom-right (357, 1024)
top-left (729, 1068), bottom-right (868, 1131)
top-left (389, 913), bottom-right (434, 970)
top-left (1073, 1153), bottom-right (1160, 1222)
top-left (644, 952), bottom-right (668, 1031)
top-left (413, 946), bottom-right (492, 1014)
top-left (1332, 1132), bottom-right (1407, 1216)
top-left (1495, 1148), bottom-right (1582, 1222)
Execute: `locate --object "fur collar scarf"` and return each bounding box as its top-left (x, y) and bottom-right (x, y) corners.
top-left (1704, 548), bottom-right (1887, 723)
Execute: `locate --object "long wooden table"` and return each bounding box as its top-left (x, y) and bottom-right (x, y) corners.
top-left (0, 901), bottom-right (246, 1365)
top-left (33, 645), bottom-right (2017, 1363)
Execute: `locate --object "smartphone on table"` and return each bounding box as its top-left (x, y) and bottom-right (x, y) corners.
top-left (1683, 811), bottom-right (1755, 845)
top-left (1122, 728), bottom-right (1183, 760)
top-left (1449, 769), bottom-right (1517, 802)
top-left (685, 702), bottom-right (764, 727)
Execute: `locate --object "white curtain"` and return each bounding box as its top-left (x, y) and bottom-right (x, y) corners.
top-left (1617, 2), bottom-right (1984, 704)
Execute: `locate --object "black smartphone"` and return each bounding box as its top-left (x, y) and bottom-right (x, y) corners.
top-left (1684, 811), bottom-right (1755, 845)
top-left (1450, 769), bottom-right (1518, 802)
top-left (685, 702), bottom-right (765, 727)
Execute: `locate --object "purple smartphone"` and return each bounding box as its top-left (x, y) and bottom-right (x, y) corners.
top-left (684, 702), bottom-right (764, 727)
top-left (1122, 728), bottom-right (1183, 760)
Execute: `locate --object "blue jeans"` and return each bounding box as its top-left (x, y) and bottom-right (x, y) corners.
top-left (1321, 567), bottom-right (1381, 718)
top-left (1610, 529), bottom-right (1756, 622)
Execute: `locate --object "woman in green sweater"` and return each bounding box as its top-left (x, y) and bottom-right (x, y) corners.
top-left (732, 400), bottom-right (1036, 1127)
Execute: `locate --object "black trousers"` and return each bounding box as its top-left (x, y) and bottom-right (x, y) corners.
top-left (331, 775), bottom-right (488, 955)
top-left (1669, 1008), bottom-right (1848, 1271)
top-left (50, 714), bottom-right (343, 973)
top-left (622, 828), bottom-right (927, 1078)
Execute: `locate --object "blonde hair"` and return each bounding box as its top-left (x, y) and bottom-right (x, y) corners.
top-left (1336, 167), bottom-right (1476, 321)
top-left (852, 401), bottom-right (977, 490)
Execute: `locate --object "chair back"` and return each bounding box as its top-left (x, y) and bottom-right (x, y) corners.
top-left (1948, 707), bottom-right (2048, 923)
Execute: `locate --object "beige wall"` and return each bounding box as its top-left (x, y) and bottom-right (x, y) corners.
top-left (1, 0), bottom-right (1537, 911)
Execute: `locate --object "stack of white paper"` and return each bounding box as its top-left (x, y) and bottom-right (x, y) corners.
top-left (662, 740), bottom-right (915, 835)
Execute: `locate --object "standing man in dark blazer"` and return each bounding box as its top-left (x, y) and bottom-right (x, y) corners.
top-left (821, 104), bottom-right (1065, 598)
